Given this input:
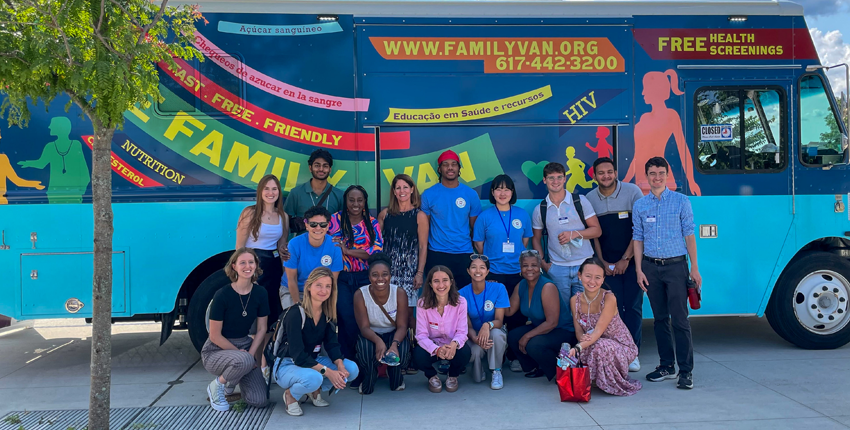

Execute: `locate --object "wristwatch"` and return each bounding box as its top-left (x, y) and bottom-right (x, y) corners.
top-left (320, 365), bottom-right (328, 375)
top-left (487, 321), bottom-right (495, 329)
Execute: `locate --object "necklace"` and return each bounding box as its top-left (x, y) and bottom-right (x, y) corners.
top-left (583, 290), bottom-right (601, 308)
top-left (237, 288), bottom-right (252, 317)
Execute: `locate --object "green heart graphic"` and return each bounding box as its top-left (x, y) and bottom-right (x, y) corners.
top-left (521, 160), bottom-right (549, 185)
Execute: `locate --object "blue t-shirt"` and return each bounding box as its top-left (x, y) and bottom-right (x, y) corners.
top-left (421, 183), bottom-right (482, 254)
top-left (459, 282), bottom-right (510, 331)
top-left (282, 233), bottom-right (343, 291)
top-left (472, 205), bottom-right (533, 275)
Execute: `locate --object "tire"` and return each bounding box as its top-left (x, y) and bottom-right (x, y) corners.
top-left (766, 252), bottom-right (850, 349)
top-left (187, 269), bottom-right (230, 352)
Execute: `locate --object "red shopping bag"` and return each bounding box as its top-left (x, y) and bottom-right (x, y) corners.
top-left (556, 361), bottom-right (591, 402)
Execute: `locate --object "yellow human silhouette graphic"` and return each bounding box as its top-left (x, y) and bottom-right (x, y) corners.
top-left (565, 146), bottom-right (594, 193)
top-left (0, 133), bottom-right (44, 204)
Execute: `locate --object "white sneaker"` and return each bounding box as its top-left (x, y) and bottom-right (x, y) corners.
top-left (490, 369), bottom-right (504, 390)
top-left (510, 360), bottom-right (523, 373)
top-left (224, 382), bottom-right (241, 396)
top-left (629, 357), bottom-right (641, 372)
top-left (207, 378), bottom-right (230, 412)
top-left (262, 366), bottom-right (270, 385)
top-left (393, 382), bottom-right (406, 391)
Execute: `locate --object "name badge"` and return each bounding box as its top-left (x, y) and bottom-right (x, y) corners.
top-left (313, 345), bottom-right (321, 353)
top-left (558, 216), bottom-right (569, 225)
top-left (429, 322), bottom-right (440, 330)
top-left (647, 216), bottom-right (657, 223)
top-left (388, 309), bottom-right (397, 317)
top-left (502, 241), bottom-right (515, 253)
top-left (618, 212), bottom-right (629, 219)
top-left (272, 250), bottom-right (280, 258)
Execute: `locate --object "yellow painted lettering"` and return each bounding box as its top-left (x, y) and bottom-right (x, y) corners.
top-left (164, 112), bottom-right (205, 140)
top-left (223, 141), bottom-right (271, 183)
top-left (189, 130), bottom-right (223, 167)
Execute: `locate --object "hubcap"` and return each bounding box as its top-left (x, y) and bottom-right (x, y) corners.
top-left (793, 270), bottom-right (850, 335)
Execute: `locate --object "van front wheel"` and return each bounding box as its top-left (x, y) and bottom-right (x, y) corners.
top-left (187, 269), bottom-right (229, 352)
top-left (766, 252), bottom-right (850, 349)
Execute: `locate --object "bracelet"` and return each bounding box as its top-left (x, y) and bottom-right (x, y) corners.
top-left (574, 343), bottom-right (583, 353)
top-left (391, 339), bottom-right (400, 346)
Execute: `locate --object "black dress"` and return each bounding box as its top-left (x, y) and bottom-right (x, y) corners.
top-left (382, 208), bottom-right (420, 307)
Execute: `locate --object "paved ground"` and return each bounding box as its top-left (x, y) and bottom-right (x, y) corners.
top-left (1, 316), bottom-right (849, 430)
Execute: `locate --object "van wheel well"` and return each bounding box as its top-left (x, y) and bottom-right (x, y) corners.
top-left (788, 237), bottom-right (850, 261)
top-left (177, 251), bottom-right (233, 310)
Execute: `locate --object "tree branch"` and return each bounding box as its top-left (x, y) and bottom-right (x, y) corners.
top-left (136, 0), bottom-right (167, 46)
top-left (65, 88), bottom-right (95, 119)
top-left (107, 0), bottom-right (142, 29)
top-left (0, 50), bottom-right (30, 65)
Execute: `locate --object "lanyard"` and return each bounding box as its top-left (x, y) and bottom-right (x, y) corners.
top-left (497, 206), bottom-right (512, 243)
top-left (472, 285), bottom-right (489, 321)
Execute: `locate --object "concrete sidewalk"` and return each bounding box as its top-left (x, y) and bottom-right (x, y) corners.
top-left (1, 317), bottom-right (848, 429)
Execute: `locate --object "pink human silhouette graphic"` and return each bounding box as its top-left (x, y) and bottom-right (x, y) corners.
top-left (585, 126), bottom-right (613, 178)
top-left (624, 70), bottom-right (701, 196)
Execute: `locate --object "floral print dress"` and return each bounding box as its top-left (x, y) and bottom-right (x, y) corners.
top-left (576, 290), bottom-right (642, 396)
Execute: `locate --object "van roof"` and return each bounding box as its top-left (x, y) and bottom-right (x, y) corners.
top-left (180, 0), bottom-right (804, 17)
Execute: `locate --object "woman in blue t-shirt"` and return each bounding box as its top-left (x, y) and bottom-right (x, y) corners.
top-left (459, 255), bottom-right (510, 390)
top-left (506, 250), bottom-right (576, 380)
top-left (472, 174), bottom-right (532, 371)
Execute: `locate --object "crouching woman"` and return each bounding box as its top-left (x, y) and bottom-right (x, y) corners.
top-left (203, 248), bottom-right (270, 411)
top-left (273, 267), bottom-right (360, 416)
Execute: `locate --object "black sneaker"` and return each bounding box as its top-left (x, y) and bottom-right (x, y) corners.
top-left (677, 371), bottom-right (693, 389)
top-left (646, 366), bottom-right (677, 382)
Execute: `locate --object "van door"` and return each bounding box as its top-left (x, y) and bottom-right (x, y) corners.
top-left (684, 80), bottom-right (793, 313)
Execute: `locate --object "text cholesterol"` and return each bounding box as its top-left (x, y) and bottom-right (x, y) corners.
top-left (658, 33), bottom-right (784, 56)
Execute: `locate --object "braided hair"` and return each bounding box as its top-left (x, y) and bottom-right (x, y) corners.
top-left (340, 185), bottom-right (376, 248)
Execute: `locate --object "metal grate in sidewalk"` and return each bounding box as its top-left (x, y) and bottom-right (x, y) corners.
top-left (0, 405), bottom-right (274, 430)
top-left (0, 408), bottom-right (142, 430)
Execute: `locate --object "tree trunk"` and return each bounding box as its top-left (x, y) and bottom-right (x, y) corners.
top-left (89, 122), bottom-right (115, 430)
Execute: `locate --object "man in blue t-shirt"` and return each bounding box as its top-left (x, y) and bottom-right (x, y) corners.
top-left (280, 205), bottom-right (343, 308)
top-left (421, 150), bottom-right (482, 288)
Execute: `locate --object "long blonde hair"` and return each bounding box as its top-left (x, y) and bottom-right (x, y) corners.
top-left (302, 267), bottom-right (338, 322)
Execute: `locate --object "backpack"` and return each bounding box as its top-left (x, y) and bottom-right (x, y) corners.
top-left (539, 192), bottom-right (589, 263)
top-left (263, 304), bottom-right (305, 396)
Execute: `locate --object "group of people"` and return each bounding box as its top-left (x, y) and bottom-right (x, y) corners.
top-left (198, 148), bottom-right (702, 414)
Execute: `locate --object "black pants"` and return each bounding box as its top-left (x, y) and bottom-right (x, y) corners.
top-left (355, 331), bottom-right (410, 393)
top-left (643, 258), bottom-right (693, 373)
top-left (253, 249), bottom-right (283, 325)
top-left (606, 262), bottom-right (643, 351)
top-left (413, 343), bottom-right (472, 378)
top-left (508, 325), bottom-right (576, 381)
top-left (488, 272), bottom-right (527, 361)
top-left (336, 270), bottom-right (370, 360)
top-left (425, 250), bottom-right (472, 290)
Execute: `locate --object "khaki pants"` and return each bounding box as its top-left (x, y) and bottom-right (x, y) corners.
top-left (469, 328), bottom-right (508, 382)
top-left (279, 287), bottom-right (303, 310)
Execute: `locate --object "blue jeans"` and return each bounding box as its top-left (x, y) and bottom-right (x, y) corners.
top-left (546, 263), bottom-right (584, 305)
top-left (274, 356), bottom-right (359, 400)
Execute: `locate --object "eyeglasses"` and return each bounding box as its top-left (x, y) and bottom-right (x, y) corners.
top-left (520, 249), bottom-right (540, 257)
top-left (470, 254), bottom-right (489, 262)
top-left (307, 221), bottom-right (329, 228)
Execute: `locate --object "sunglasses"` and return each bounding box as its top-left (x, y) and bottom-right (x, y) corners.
top-left (307, 221), bottom-right (329, 228)
top-left (520, 249), bottom-right (540, 257)
top-left (470, 254), bottom-right (489, 262)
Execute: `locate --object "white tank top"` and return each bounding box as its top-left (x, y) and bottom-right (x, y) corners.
top-left (245, 214), bottom-right (283, 251)
top-left (360, 285), bottom-right (398, 334)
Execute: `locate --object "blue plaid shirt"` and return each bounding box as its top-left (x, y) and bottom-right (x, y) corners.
top-left (632, 189), bottom-right (695, 258)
